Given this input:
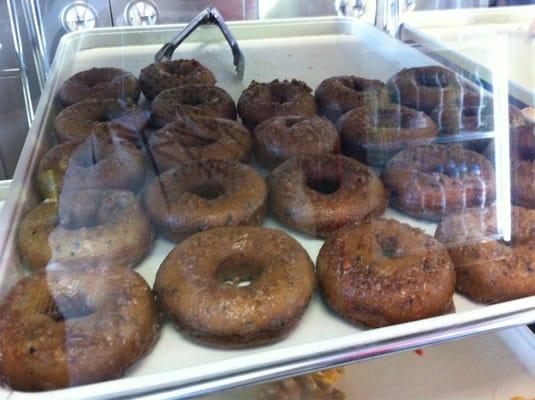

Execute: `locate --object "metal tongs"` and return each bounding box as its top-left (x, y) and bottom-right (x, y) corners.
top-left (154, 6), bottom-right (244, 81)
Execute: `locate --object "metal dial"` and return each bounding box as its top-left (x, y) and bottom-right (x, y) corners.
top-left (61, 2), bottom-right (97, 32)
top-left (124, 0), bottom-right (159, 26)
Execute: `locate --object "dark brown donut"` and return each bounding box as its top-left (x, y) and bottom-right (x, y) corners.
top-left (315, 76), bottom-right (389, 123)
top-left (253, 115), bottom-right (339, 170)
top-left (154, 226), bottom-right (315, 347)
top-left (148, 115), bottom-right (252, 172)
top-left (267, 154), bottom-right (388, 238)
top-left (317, 218), bottom-right (456, 328)
top-left (336, 103), bottom-right (437, 166)
top-left (142, 159), bottom-right (267, 242)
top-left (237, 79), bottom-right (317, 129)
top-left (511, 123), bottom-right (535, 208)
top-left (58, 67), bottom-right (141, 106)
top-left (54, 98), bottom-right (149, 143)
top-left (139, 59), bottom-right (216, 101)
top-left (388, 66), bottom-right (483, 113)
top-left (435, 206), bottom-right (535, 303)
top-left (0, 267), bottom-right (160, 390)
top-left (36, 134), bottom-right (145, 199)
top-left (17, 190), bottom-right (153, 271)
top-left (382, 144), bottom-right (496, 220)
top-left (151, 85), bottom-right (236, 128)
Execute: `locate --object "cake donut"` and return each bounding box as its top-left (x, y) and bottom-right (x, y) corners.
top-left (54, 98), bottom-right (149, 143)
top-left (317, 218), bottom-right (456, 328)
top-left (315, 76), bottom-right (389, 123)
top-left (0, 267), bottom-right (160, 390)
top-left (36, 134), bottom-right (145, 199)
top-left (382, 144), bottom-right (496, 220)
top-left (511, 123), bottom-right (535, 208)
top-left (148, 115), bottom-right (252, 172)
top-left (336, 103), bottom-right (437, 166)
top-left (388, 66), bottom-right (483, 113)
top-left (435, 206), bottom-right (535, 303)
top-left (237, 79), bottom-right (317, 129)
top-left (17, 190), bottom-right (153, 271)
top-left (142, 159), bottom-right (267, 242)
top-left (139, 59), bottom-right (216, 101)
top-left (267, 154), bottom-right (388, 238)
top-left (150, 85), bottom-right (236, 128)
top-left (58, 67), bottom-right (141, 106)
top-left (253, 115), bottom-right (339, 170)
top-left (154, 226), bottom-right (315, 347)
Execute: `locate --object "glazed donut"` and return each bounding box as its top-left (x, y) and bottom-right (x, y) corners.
top-left (237, 79), bottom-right (317, 129)
top-left (382, 144), bottom-right (496, 220)
top-left (336, 103), bottom-right (437, 166)
top-left (154, 226), bottom-right (315, 347)
top-left (150, 85), bottom-right (236, 128)
top-left (511, 123), bottom-right (535, 208)
top-left (317, 218), bottom-right (456, 328)
top-left (315, 76), bottom-right (389, 123)
top-left (142, 159), bottom-right (267, 242)
top-left (148, 115), bottom-right (252, 172)
top-left (435, 206), bottom-right (535, 303)
top-left (17, 190), bottom-right (153, 271)
top-left (36, 134), bottom-right (145, 199)
top-left (54, 98), bottom-right (148, 143)
top-left (58, 67), bottom-right (141, 107)
top-left (0, 267), bottom-right (160, 390)
top-left (253, 115), bottom-right (339, 170)
top-left (267, 154), bottom-right (388, 238)
top-left (388, 66), bottom-right (482, 113)
top-left (139, 59), bottom-right (216, 101)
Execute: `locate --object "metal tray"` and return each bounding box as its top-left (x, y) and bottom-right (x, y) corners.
top-left (0, 17), bottom-right (533, 400)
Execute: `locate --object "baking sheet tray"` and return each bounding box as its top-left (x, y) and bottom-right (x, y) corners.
top-left (1, 17), bottom-right (534, 400)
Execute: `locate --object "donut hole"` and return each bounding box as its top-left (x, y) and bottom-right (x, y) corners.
top-left (42, 294), bottom-right (95, 322)
top-left (416, 72), bottom-right (451, 88)
top-left (270, 89), bottom-right (291, 104)
top-left (162, 62), bottom-right (195, 76)
top-left (344, 78), bottom-right (373, 92)
top-left (284, 117), bottom-right (304, 127)
top-left (177, 131), bottom-right (217, 147)
top-left (376, 235), bottom-right (400, 258)
top-left (188, 182), bottom-right (226, 200)
top-left (216, 255), bottom-right (263, 287)
top-left (305, 169), bottom-right (342, 195)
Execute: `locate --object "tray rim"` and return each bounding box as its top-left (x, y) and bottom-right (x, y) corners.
top-left (1, 16), bottom-right (535, 400)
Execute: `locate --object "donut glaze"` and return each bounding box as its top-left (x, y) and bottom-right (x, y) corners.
top-left (0, 267), bottom-right (160, 390)
top-left (154, 226), bottom-right (315, 347)
top-left (317, 218), bottom-right (456, 328)
top-left (268, 154), bottom-right (388, 237)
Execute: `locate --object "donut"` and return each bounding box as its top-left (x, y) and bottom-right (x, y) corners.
top-left (54, 98), bottom-right (148, 143)
top-left (237, 79), bottom-right (317, 129)
top-left (431, 104), bottom-right (525, 152)
top-left (36, 134), bottom-right (145, 199)
top-left (139, 59), bottom-right (216, 101)
top-left (253, 115), bottom-right (339, 170)
top-left (17, 190), bottom-right (153, 271)
top-left (511, 123), bottom-right (535, 208)
top-left (148, 115), bottom-right (252, 172)
top-left (388, 66), bottom-right (483, 113)
top-left (315, 76), bottom-right (389, 123)
top-left (336, 103), bottom-right (437, 166)
top-left (317, 218), bottom-right (456, 328)
top-left (267, 154), bottom-right (388, 238)
top-left (0, 267), bottom-right (160, 390)
top-left (150, 85), bottom-right (236, 128)
top-left (435, 206), bottom-right (535, 303)
top-left (154, 226), bottom-right (315, 347)
top-left (382, 144), bottom-right (495, 220)
top-left (58, 67), bottom-right (141, 107)
top-left (142, 159), bottom-right (267, 242)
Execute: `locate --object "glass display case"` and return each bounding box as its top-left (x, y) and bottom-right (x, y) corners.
top-left (0, 1), bottom-right (534, 399)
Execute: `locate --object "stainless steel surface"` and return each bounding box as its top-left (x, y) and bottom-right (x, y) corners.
top-left (376, 0), bottom-right (401, 36)
top-left (0, 18), bottom-right (530, 399)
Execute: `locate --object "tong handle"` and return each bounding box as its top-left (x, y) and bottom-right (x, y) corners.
top-left (154, 6), bottom-right (244, 80)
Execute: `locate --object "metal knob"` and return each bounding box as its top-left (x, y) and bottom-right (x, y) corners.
top-left (61, 2), bottom-right (97, 32)
top-left (125, 0), bottom-right (159, 26)
top-left (336, 0), bottom-right (366, 18)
